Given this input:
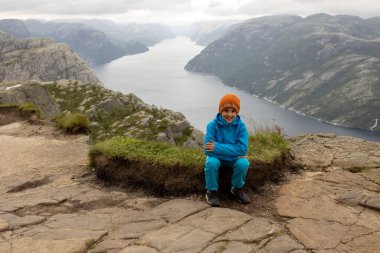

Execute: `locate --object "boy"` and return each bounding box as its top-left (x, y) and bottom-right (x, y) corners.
top-left (204, 93), bottom-right (250, 207)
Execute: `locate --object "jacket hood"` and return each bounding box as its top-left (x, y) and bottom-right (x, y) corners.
top-left (215, 113), bottom-right (241, 126)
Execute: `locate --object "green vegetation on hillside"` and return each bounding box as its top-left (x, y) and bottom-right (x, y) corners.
top-left (55, 112), bottom-right (90, 134)
top-left (44, 81), bottom-right (190, 143)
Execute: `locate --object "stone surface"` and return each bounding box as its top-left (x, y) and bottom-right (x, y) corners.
top-left (0, 38), bottom-right (101, 84)
top-left (287, 218), bottom-right (347, 250)
top-left (119, 245), bottom-right (157, 253)
top-left (108, 219), bottom-right (167, 239)
top-left (1, 110), bottom-right (380, 253)
top-left (0, 213), bottom-right (45, 228)
top-left (178, 208), bottom-right (252, 234)
top-left (261, 235), bottom-right (303, 253)
top-left (215, 218), bottom-right (281, 242)
top-left (148, 199), bottom-right (209, 223)
top-left (138, 224), bottom-right (214, 252)
top-left (0, 218), bottom-right (10, 232)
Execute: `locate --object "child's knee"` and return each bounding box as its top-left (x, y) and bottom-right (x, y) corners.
top-left (235, 158), bottom-right (250, 171)
top-left (205, 157), bottom-right (221, 172)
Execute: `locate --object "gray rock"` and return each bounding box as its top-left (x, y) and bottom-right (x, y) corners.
top-left (0, 213), bottom-right (45, 228)
top-left (138, 224), bottom-right (214, 252)
top-left (362, 195), bottom-right (380, 211)
top-left (108, 219), bottom-right (167, 239)
top-left (119, 245), bottom-right (157, 253)
top-left (0, 38), bottom-right (101, 84)
top-left (147, 199), bottom-right (209, 223)
top-left (178, 208), bottom-right (252, 235)
top-left (0, 82), bottom-right (60, 118)
top-left (215, 218), bottom-right (281, 242)
top-left (261, 235), bottom-right (303, 253)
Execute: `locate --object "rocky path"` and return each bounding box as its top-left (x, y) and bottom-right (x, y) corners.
top-left (0, 122), bottom-right (379, 253)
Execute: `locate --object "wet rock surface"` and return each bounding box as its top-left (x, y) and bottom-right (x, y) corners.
top-left (0, 121), bottom-right (379, 252)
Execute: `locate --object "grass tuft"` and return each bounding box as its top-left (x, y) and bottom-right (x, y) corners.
top-left (56, 112), bottom-right (90, 134)
top-left (248, 126), bottom-right (290, 163)
top-left (18, 102), bottom-right (41, 117)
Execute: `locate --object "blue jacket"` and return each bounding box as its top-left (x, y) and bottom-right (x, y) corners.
top-left (204, 113), bottom-right (249, 161)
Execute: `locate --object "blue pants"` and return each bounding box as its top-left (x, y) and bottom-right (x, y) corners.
top-left (204, 156), bottom-right (250, 191)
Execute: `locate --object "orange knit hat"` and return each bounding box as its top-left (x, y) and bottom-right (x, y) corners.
top-left (219, 93), bottom-right (240, 113)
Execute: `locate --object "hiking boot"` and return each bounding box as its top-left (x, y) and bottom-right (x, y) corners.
top-left (206, 190), bottom-right (221, 207)
top-left (231, 188), bottom-right (250, 204)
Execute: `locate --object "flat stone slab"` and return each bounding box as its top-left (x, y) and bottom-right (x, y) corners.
top-left (148, 199), bottom-right (209, 223)
top-left (119, 245), bottom-right (158, 253)
top-left (261, 235), bottom-right (304, 253)
top-left (336, 232), bottom-right (380, 253)
top-left (108, 218), bottom-right (167, 239)
top-left (91, 239), bottom-right (133, 253)
top-left (287, 218), bottom-right (346, 250)
top-left (0, 213), bottom-right (46, 228)
top-left (178, 208), bottom-right (252, 235)
top-left (0, 237), bottom-right (97, 253)
top-left (137, 224), bottom-right (214, 252)
top-left (46, 213), bottom-right (111, 231)
top-left (215, 218), bottom-right (281, 243)
top-left (23, 227), bottom-right (108, 241)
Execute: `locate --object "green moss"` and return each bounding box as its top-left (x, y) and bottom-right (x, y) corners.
top-left (90, 136), bottom-right (205, 169)
top-left (56, 112), bottom-right (90, 134)
top-left (248, 126), bottom-right (290, 163)
top-left (215, 241), bottom-right (229, 253)
top-left (0, 103), bottom-right (19, 109)
top-left (18, 102), bottom-right (41, 117)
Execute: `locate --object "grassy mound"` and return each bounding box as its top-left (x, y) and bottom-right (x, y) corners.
top-left (90, 127), bottom-right (296, 194)
top-left (90, 136), bottom-right (205, 193)
top-left (55, 112), bottom-right (91, 134)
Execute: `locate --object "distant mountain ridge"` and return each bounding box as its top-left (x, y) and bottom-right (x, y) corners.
top-left (0, 37), bottom-right (101, 84)
top-left (189, 20), bottom-right (239, 46)
top-left (0, 19), bottom-right (174, 66)
top-left (185, 14), bottom-right (380, 133)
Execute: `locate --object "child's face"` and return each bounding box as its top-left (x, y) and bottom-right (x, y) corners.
top-left (221, 108), bottom-right (237, 123)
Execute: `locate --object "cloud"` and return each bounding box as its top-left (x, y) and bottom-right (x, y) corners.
top-left (0, 0), bottom-right (379, 24)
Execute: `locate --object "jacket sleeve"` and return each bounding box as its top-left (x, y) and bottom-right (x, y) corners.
top-left (213, 123), bottom-right (248, 157)
top-left (204, 122), bottom-right (217, 156)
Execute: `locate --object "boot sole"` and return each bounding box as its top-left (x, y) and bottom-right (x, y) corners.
top-left (205, 194), bottom-right (221, 207)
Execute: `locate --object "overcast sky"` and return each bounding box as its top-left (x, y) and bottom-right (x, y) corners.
top-left (0, 0), bottom-right (379, 24)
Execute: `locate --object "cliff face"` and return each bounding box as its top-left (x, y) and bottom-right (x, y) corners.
top-left (185, 14), bottom-right (380, 133)
top-left (0, 38), bottom-right (101, 84)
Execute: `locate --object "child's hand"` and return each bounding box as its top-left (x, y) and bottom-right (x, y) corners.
top-left (205, 141), bottom-right (215, 151)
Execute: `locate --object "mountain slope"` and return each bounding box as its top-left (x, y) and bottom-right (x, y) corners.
top-left (0, 38), bottom-right (101, 84)
top-left (185, 14), bottom-right (380, 133)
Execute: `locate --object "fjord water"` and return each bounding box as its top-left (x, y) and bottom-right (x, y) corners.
top-left (94, 37), bottom-right (380, 141)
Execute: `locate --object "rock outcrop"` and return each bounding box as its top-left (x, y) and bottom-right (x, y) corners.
top-left (45, 80), bottom-right (203, 147)
top-left (185, 14), bottom-right (380, 133)
top-left (0, 82), bottom-right (60, 119)
top-left (0, 38), bottom-right (101, 84)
